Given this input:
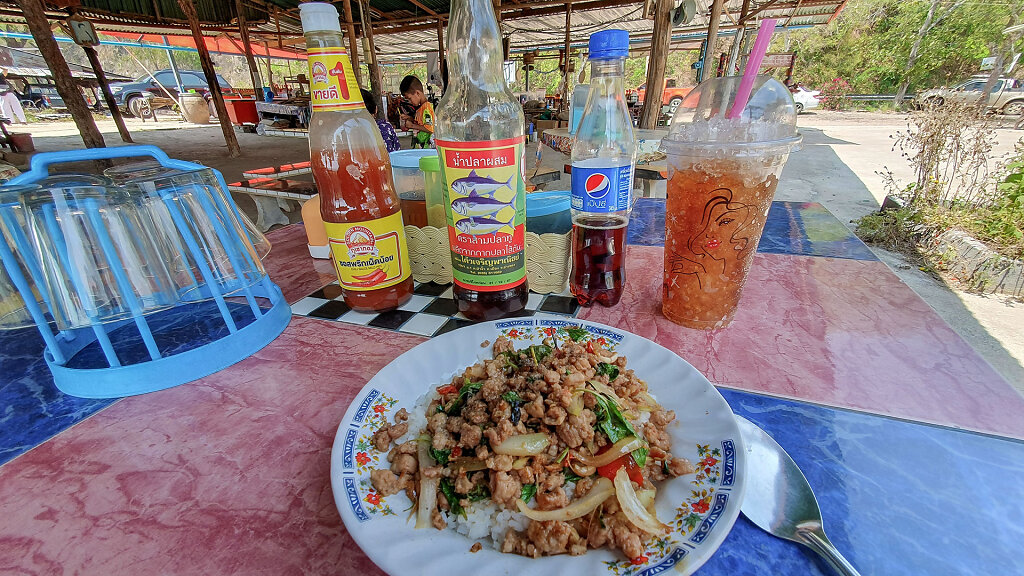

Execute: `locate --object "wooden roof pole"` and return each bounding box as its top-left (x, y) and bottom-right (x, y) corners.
top-left (701, 0), bottom-right (724, 80)
top-left (341, 0), bottom-right (362, 85)
top-left (82, 44), bottom-right (133, 143)
top-left (561, 2), bottom-right (571, 112)
top-left (436, 18), bottom-right (447, 92)
top-left (236, 0), bottom-right (264, 95)
top-left (357, 0), bottom-right (384, 118)
top-left (638, 0), bottom-right (671, 128)
top-left (178, 0), bottom-right (240, 158)
top-left (19, 0), bottom-right (105, 149)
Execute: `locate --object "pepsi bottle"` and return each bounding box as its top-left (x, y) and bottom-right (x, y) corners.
top-left (570, 29), bottom-right (635, 307)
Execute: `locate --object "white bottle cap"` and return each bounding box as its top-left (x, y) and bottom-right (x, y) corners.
top-left (300, 2), bottom-right (342, 34)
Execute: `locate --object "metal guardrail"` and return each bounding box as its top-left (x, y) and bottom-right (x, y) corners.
top-left (847, 94), bottom-right (916, 102)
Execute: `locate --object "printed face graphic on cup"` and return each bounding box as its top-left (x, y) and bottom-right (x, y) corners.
top-left (668, 188), bottom-right (754, 290)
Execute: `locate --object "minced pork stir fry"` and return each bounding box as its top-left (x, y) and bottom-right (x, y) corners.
top-left (370, 333), bottom-right (694, 562)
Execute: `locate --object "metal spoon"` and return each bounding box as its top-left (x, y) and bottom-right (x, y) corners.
top-left (736, 416), bottom-right (862, 576)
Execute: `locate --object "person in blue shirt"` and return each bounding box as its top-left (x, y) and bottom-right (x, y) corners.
top-left (361, 89), bottom-right (401, 152)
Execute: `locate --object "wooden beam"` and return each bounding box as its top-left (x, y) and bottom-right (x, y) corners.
top-left (19, 0), bottom-right (105, 149)
top-left (342, 0), bottom-right (362, 85)
top-left (639, 0), bottom-right (671, 128)
top-left (406, 0), bottom-right (438, 16)
top-left (827, 0), bottom-right (848, 24)
top-left (436, 18), bottom-right (447, 91)
top-left (561, 2), bottom-right (571, 112)
top-left (739, 0), bottom-right (782, 23)
top-left (236, 0), bottom-right (264, 93)
top-left (357, 0), bottom-right (384, 118)
top-left (701, 0), bottom-right (724, 78)
top-left (178, 0), bottom-right (240, 158)
top-left (784, 0), bottom-right (804, 27)
top-left (275, 7), bottom-right (283, 49)
top-left (83, 44), bottom-right (133, 143)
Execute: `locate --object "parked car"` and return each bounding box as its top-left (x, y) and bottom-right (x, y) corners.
top-left (914, 75), bottom-right (1024, 115)
top-left (790, 85), bottom-right (821, 113)
top-left (20, 80), bottom-right (65, 109)
top-left (109, 69), bottom-right (233, 118)
top-left (631, 78), bottom-right (693, 110)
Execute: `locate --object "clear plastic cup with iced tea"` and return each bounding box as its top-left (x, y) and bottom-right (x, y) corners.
top-left (660, 76), bottom-right (801, 329)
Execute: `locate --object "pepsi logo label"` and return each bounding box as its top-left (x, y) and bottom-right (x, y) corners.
top-left (584, 173), bottom-right (611, 199)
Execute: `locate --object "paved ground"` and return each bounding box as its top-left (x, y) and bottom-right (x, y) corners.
top-left (8, 110), bottom-right (1024, 392)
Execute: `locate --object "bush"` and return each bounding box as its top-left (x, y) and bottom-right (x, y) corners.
top-left (818, 78), bottom-right (852, 110)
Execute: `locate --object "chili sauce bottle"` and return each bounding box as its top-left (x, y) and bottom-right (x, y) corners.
top-left (300, 3), bottom-right (412, 312)
top-left (434, 0), bottom-right (529, 321)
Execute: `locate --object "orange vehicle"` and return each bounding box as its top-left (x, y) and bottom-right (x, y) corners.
top-left (629, 78), bottom-right (693, 109)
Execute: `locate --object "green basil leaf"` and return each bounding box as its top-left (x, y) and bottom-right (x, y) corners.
top-left (466, 483), bottom-right (491, 502)
top-left (501, 391), bottom-right (523, 404)
top-left (565, 327), bottom-right (589, 341)
top-left (520, 483), bottom-right (538, 502)
top-left (429, 448), bottom-right (451, 466)
top-left (439, 478), bottom-right (465, 518)
top-left (596, 362), bottom-right (620, 381)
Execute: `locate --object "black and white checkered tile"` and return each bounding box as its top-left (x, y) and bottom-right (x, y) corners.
top-left (290, 281), bottom-right (581, 337)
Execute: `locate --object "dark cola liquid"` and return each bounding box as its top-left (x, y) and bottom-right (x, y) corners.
top-left (570, 216), bottom-right (627, 307)
top-left (455, 283), bottom-right (529, 321)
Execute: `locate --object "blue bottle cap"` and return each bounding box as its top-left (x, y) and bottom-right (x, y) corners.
top-left (589, 29), bottom-right (629, 60)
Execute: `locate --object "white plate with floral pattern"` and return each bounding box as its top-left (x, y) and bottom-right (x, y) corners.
top-left (330, 317), bottom-right (745, 576)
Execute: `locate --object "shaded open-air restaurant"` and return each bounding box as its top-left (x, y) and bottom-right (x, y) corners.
top-left (0, 1), bottom-right (1022, 574)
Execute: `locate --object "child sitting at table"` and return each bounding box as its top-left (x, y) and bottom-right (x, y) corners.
top-left (361, 89), bottom-right (401, 152)
top-left (399, 75), bottom-right (434, 148)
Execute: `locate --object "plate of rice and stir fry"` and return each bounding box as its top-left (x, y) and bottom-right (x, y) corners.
top-left (330, 318), bottom-right (745, 576)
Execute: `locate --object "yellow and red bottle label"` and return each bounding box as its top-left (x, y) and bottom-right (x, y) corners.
top-left (324, 212), bottom-right (411, 291)
top-left (435, 136), bottom-right (527, 292)
top-left (307, 47), bottom-right (363, 111)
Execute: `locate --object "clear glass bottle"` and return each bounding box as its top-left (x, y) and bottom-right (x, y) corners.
top-left (570, 29), bottom-right (635, 307)
top-left (434, 0), bottom-right (529, 321)
top-left (300, 2), bottom-right (413, 312)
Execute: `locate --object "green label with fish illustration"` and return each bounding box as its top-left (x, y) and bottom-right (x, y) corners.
top-left (436, 136), bottom-right (527, 291)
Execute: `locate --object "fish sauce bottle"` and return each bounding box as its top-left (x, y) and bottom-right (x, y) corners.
top-left (434, 0), bottom-right (529, 321)
top-left (300, 3), bottom-right (412, 312)
top-left (570, 29), bottom-right (635, 307)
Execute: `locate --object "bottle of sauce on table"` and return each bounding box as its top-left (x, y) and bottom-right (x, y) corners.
top-left (434, 0), bottom-right (529, 321)
top-left (300, 3), bottom-right (412, 312)
top-left (570, 30), bottom-right (635, 307)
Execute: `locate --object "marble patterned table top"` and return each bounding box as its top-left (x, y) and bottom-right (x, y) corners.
top-left (1, 201), bottom-right (1021, 575)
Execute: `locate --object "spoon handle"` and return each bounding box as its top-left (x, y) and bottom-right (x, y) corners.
top-left (797, 527), bottom-right (862, 576)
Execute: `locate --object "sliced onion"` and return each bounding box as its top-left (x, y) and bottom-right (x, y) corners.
top-left (574, 436), bottom-right (645, 467)
top-left (568, 459), bottom-right (595, 478)
top-left (512, 457), bottom-right (530, 470)
top-left (492, 433), bottom-right (550, 456)
top-left (595, 353), bottom-right (618, 364)
top-left (635, 489), bottom-right (656, 514)
top-left (415, 440), bottom-right (438, 529)
top-left (516, 477), bottom-right (614, 521)
top-left (450, 457), bottom-right (488, 473)
top-left (587, 380), bottom-right (623, 404)
top-left (567, 392), bottom-right (584, 417)
top-left (614, 468), bottom-right (669, 535)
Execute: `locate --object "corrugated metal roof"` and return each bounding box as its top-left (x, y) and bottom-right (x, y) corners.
top-left (1, 0), bottom-right (845, 65)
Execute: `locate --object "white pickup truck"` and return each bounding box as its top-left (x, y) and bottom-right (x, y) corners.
top-left (915, 75), bottom-right (1024, 115)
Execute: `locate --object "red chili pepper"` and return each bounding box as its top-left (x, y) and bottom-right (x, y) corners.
top-left (630, 555), bottom-right (648, 565)
top-left (437, 384), bottom-right (458, 395)
top-left (597, 453), bottom-right (644, 485)
top-left (586, 341), bottom-right (595, 354)
top-left (451, 446), bottom-right (462, 458)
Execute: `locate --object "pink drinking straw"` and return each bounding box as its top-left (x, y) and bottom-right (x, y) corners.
top-left (726, 18), bottom-right (778, 119)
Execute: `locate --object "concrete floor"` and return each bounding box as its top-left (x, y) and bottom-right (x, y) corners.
top-left (13, 111), bottom-right (1024, 392)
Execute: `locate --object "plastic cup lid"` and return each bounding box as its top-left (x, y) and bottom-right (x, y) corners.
top-left (661, 76), bottom-right (800, 151)
top-left (526, 190), bottom-right (571, 218)
top-left (419, 155), bottom-right (440, 172)
top-left (390, 149), bottom-right (438, 170)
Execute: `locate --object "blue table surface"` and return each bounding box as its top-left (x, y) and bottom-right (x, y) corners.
top-left (703, 389), bottom-right (1024, 576)
top-left (3, 200), bottom-right (1021, 575)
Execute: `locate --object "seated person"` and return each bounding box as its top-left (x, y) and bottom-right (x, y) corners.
top-left (361, 89), bottom-right (401, 152)
top-left (399, 75), bottom-right (434, 148)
